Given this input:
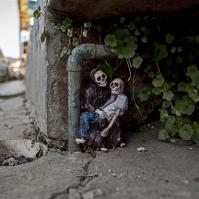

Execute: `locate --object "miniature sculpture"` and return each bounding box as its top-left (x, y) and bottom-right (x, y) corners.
top-left (76, 68), bottom-right (110, 144)
top-left (76, 76), bottom-right (128, 151)
top-left (81, 68), bottom-right (110, 113)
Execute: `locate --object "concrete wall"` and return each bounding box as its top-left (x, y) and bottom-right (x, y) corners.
top-left (26, 0), bottom-right (47, 134)
top-left (26, 0), bottom-right (199, 148)
top-left (26, 0), bottom-right (68, 146)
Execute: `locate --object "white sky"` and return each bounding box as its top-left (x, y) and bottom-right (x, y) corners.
top-left (0, 0), bottom-right (20, 58)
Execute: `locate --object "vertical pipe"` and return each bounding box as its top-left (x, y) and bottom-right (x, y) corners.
top-left (67, 44), bottom-right (114, 152)
top-left (68, 71), bottom-right (81, 151)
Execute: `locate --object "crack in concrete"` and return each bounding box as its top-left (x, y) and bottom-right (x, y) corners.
top-left (49, 159), bottom-right (99, 199)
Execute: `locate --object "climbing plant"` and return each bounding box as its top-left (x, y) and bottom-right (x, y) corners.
top-left (34, 8), bottom-right (199, 144)
top-left (103, 15), bottom-right (199, 144)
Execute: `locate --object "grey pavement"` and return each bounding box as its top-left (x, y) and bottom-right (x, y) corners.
top-left (0, 91), bottom-right (199, 199)
top-left (0, 80), bottom-right (25, 97)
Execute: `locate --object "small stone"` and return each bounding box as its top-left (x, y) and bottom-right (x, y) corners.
top-left (66, 169), bottom-right (72, 172)
top-left (137, 147), bottom-right (147, 152)
top-left (151, 126), bottom-right (154, 129)
top-left (183, 180), bottom-right (189, 185)
top-left (120, 143), bottom-right (126, 147)
top-left (100, 147), bottom-right (108, 152)
top-left (189, 147), bottom-right (193, 150)
top-left (112, 173), bottom-right (117, 177)
top-left (108, 169), bottom-right (112, 172)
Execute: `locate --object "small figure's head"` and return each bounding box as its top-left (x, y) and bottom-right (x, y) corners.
top-left (110, 78), bottom-right (124, 95)
top-left (90, 68), bottom-right (107, 87)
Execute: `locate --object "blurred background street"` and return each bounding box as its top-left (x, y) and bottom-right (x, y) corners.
top-left (0, 0), bottom-right (37, 85)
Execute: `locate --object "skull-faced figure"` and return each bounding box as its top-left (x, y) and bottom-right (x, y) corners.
top-left (82, 68), bottom-right (110, 112)
top-left (76, 77), bottom-right (128, 152)
top-left (95, 78), bottom-right (128, 150)
top-left (76, 68), bottom-right (110, 145)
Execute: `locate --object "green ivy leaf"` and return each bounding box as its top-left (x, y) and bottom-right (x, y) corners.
top-left (195, 35), bottom-right (199, 44)
top-left (179, 124), bottom-right (194, 141)
top-left (152, 74), bottom-right (165, 88)
top-left (67, 28), bottom-right (73, 38)
top-left (134, 29), bottom-right (140, 36)
top-left (62, 17), bottom-right (72, 29)
top-left (140, 26), bottom-right (146, 32)
top-left (84, 22), bottom-right (92, 28)
top-left (113, 29), bottom-right (137, 59)
top-left (104, 34), bottom-right (117, 48)
top-left (170, 47), bottom-right (177, 54)
top-left (40, 29), bottom-right (47, 43)
top-left (160, 109), bottom-right (169, 122)
top-left (177, 82), bottom-right (186, 92)
top-left (128, 22), bottom-right (136, 31)
top-left (141, 36), bottom-right (148, 43)
top-left (96, 25), bottom-right (102, 32)
top-left (165, 115), bottom-right (178, 134)
top-left (120, 17), bottom-right (126, 23)
top-left (33, 9), bottom-right (40, 19)
top-left (162, 91), bottom-right (174, 101)
top-left (165, 33), bottom-right (174, 44)
top-left (189, 72), bottom-right (199, 89)
top-left (60, 25), bottom-right (67, 33)
top-left (144, 64), bottom-right (153, 73)
top-left (176, 57), bottom-right (183, 64)
top-left (177, 47), bottom-right (183, 53)
top-left (193, 121), bottom-right (199, 142)
top-left (152, 87), bottom-right (164, 95)
top-left (162, 101), bottom-right (170, 109)
top-left (148, 71), bottom-right (155, 79)
top-left (60, 47), bottom-right (71, 57)
top-left (137, 87), bottom-right (151, 102)
top-left (175, 96), bottom-right (195, 116)
top-left (186, 84), bottom-right (199, 102)
top-left (132, 56), bottom-right (143, 69)
top-left (159, 129), bottom-right (170, 141)
top-left (186, 36), bottom-right (194, 42)
top-left (186, 65), bottom-right (198, 77)
top-left (154, 44), bottom-right (168, 61)
top-left (72, 37), bottom-right (79, 47)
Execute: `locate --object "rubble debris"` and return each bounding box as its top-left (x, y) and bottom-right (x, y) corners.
top-left (1, 156), bottom-right (33, 166)
top-left (137, 147), bottom-right (147, 152)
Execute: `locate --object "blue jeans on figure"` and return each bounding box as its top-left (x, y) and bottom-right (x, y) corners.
top-left (77, 112), bottom-right (99, 141)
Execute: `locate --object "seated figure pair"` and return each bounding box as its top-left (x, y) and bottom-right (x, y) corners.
top-left (75, 68), bottom-right (128, 152)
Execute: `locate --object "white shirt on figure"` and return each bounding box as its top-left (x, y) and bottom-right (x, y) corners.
top-left (95, 94), bottom-right (128, 121)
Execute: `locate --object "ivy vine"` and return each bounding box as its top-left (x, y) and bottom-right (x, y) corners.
top-left (34, 9), bottom-right (199, 144)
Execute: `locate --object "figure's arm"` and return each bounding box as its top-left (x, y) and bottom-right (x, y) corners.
top-left (101, 109), bottom-right (120, 137)
top-left (85, 87), bottom-right (95, 112)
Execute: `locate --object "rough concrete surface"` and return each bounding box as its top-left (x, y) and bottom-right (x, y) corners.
top-left (0, 94), bottom-right (199, 199)
top-left (48, 0), bottom-right (199, 21)
top-left (26, 0), bottom-right (68, 141)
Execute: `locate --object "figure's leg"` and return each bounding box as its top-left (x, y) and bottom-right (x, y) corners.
top-left (76, 112), bottom-right (99, 144)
